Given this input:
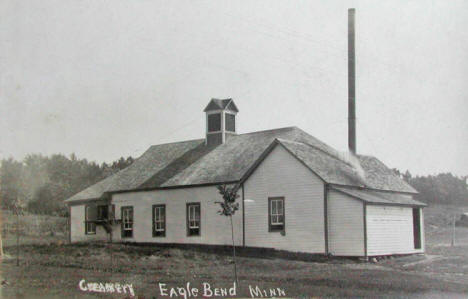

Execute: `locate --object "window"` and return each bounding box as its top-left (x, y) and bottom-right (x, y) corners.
top-left (207, 113), bottom-right (221, 132)
top-left (85, 205), bottom-right (96, 235)
top-left (153, 205), bottom-right (166, 237)
top-left (269, 197), bottom-right (285, 232)
top-left (187, 203), bottom-right (201, 236)
top-left (225, 113), bottom-right (235, 132)
top-left (97, 205), bottom-right (108, 221)
top-left (121, 206), bottom-right (133, 238)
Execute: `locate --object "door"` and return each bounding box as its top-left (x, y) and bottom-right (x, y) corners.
top-left (412, 208), bottom-right (421, 249)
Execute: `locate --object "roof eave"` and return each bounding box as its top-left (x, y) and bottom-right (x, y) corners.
top-left (330, 186), bottom-right (427, 207)
top-left (66, 197), bottom-right (107, 206)
top-left (328, 183), bottom-right (419, 196)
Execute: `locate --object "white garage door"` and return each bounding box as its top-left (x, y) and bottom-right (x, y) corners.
top-left (366, 205), bottom-right (416, 256)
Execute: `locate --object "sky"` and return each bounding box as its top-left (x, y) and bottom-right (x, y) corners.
top-left (0, 0), bottom-right (467, 176)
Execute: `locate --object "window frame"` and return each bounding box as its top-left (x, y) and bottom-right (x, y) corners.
top-left (121, 206), bottom-right (134, 238)
top-left (152, 204), bottom-right (166, 237)
top-left (225, 112), bottom-right (236, 132)
top-left (186, 202), bottom-right (201, 237)
top-left (97, 205), bottom-right (109, 221)
top-left (85, 205), bottom-right (96, 235)
top-left (268, 197), bottom-right (285, 233)
top-left (207, 113), bottom-right (222, 133)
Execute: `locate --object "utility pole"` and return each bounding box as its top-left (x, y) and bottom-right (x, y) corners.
top-left (451, 213), bottom-right (456, 247)
top-left (0, 209), bottom-right (4, 259)
top-left (16, 205), bottom-right (19, 266)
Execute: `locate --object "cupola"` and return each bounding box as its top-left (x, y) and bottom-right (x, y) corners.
top-left (203, 98), bottom-right (239, 146)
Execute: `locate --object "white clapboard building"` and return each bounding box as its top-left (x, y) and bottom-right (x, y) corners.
top-left (66, 98), bottom-right (425, 257)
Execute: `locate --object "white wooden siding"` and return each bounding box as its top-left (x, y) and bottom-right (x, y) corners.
top-left (70, 204), bottom-right (107, 243)
top-left (244, 144), bottom-right (325, 253)
top-left (366, 205), bottom-right (424, 256)
top-left (328, 190), bottom-right (364, 256)
top-left (110, 186), bottom-right (243, 245)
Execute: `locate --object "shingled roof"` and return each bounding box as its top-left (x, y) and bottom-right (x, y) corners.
top-left (275, 138), bottom-right (417, 194)
top-left (66, 126), bottom-right (416, 203)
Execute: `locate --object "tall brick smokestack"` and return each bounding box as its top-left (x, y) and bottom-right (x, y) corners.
top-left (348, 8), bottom-right (356, 154)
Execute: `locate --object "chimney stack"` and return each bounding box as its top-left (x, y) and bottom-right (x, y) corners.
top-left (348, 8), bottom-right (356, 154)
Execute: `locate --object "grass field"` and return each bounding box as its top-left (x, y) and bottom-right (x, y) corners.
top-left (0, 210), bottom-right (68, 247)
top-left (1, 205), bottom-right (468, 298)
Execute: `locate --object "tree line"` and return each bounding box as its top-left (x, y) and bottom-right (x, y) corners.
top-left (393, 169), bottom-right (468, 205)
top-left (1, 153), bottom-right (467, 217)
top-left (0, 154), bottom-right (134, 216)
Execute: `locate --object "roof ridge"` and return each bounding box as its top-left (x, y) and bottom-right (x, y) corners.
top-left (149, 138), bottom-right (204, 148)
top-left (237, 126), bottom-right (298, 136)
top-left (277, 137), bottom-right (354, 168)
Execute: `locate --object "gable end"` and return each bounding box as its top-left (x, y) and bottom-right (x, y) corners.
top-left (239, 139), bottom-right (327, 188)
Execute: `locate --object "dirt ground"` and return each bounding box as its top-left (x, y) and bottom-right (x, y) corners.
top-left (1, 205), bottom-right (468, 298)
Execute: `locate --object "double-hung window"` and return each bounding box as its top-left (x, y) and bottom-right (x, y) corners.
top-left (85, 205), bottom-right (96, 235)
top-left (187, 203), bottom-right (201, 236)
top-left (153, 205), bottom-right (166, 237)
top-left (269, 197), bottom-right (285, 232)
top-left (121, 206), bottom-right (133, 238)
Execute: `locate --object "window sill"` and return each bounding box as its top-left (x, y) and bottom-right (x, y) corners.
top-left (269, 230), bottom-right (286, 235)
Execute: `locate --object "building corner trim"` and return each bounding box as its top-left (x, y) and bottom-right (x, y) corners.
top-left (242, 184), bottom-right (245, 247)
top-left (363, 203), bottom-right (368, 258)
top-left (324, 183), bottom-right (329, 255)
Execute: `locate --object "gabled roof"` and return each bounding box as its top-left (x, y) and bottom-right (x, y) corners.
top-left (203, 98), bottom-right (239, 112)
top-left (66, 126), bottom-right (417, 203)
top-left (331, 186), bottom-right (426, 207)
top-left (66, 139), bottom-right (206, 202)
top-left (160, 127), bottom-right (339, 187)
top-left (275, 139), bottom-right (416, 194)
